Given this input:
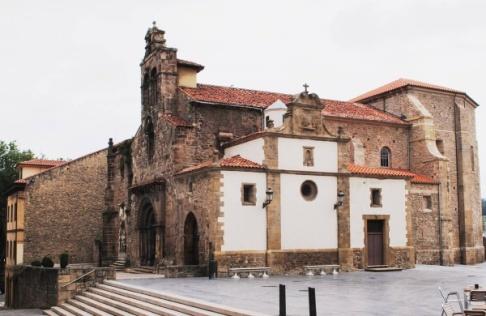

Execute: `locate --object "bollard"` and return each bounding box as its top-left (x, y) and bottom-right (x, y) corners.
top-left (279, 284), bottom-right (286, 316)
top-left (308, 287), bottom-right (316, 316)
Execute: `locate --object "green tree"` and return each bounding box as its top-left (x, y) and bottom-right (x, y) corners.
top-left (0, 141), bottom-right (34, 200)
top-left (482, 199), bottom-right (486, 216)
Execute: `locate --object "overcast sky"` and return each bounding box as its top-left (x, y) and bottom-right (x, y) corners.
top-left (1, 0), bottom-right (485, 195)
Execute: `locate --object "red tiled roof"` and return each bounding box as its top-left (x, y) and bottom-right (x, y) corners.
top-left (321, 100), bottom-right (405, 124)
top-left (180, 84), bottom-right (292, 108)
top-left (180, 84), bottom-right (407, 125)
top-left (177, 59), bottom-right (204, 72)
top-left (350, 78), bottom-right (463, 102)
top-left (219, 155), bottom-right (264, 169)
top-left (347, 164), bottom-right (437, 184)
top-left (177, 155), bottom-right (264, 175)
top-left (17, 159), bottom-right (65, 168)
top-left (162, 113), bottom-right (192, 127)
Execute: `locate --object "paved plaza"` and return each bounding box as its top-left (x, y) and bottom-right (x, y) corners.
top-left (119, 263), bottom-right (486, 316)
top-left (1, 263), bottom-right (485, 315)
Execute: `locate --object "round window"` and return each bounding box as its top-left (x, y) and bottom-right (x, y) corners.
top-left (300, 180), bottom-right (318, 201)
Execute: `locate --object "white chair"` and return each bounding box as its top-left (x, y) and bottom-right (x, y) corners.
top-left (439, 286), bottom-right (464, 315)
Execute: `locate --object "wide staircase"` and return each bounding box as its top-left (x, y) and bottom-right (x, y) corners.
top-left (43, 280), bottom-right (265, 316)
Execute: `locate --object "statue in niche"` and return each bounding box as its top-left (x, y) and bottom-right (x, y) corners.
top-left (119, 204), bottom-right (128, 255)
top-left (303, 147), bottom-right (314, 166)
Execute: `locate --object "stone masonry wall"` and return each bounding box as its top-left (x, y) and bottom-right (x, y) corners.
top-left (325, 119), bottom-right (410, 169)
top-left (365, 88), bottom-right (484, 264)
top-left (410, 183), bottom-right (441, 264)
top-left (24, 149), bottom-right (107, 264)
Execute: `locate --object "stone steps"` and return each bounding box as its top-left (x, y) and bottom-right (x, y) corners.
top-left (92, 284), bottom-right (222, 316)
top-left (44, 279), bottom-right (267, 316)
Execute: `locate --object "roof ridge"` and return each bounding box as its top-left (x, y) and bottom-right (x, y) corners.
top-left (196, 83), bottom-right (292, 96)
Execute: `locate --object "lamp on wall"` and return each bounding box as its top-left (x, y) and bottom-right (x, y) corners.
top-left (263, 188), bottom-right (274, 208)
top-left (334, 191), bottom-right (345, 210)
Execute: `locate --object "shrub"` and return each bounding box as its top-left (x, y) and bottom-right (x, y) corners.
top-left (31, 260), bottom-right (42, 267)
top-left (59, 252), bottom-right (69, 269)
top-left (41, 256), bottom-right (54, 268)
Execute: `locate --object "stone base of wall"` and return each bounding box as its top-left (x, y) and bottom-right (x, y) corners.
top-left (416, 249), bottom-right (441, 265)
top-left (462, 246), bottom-right (485, 265)
top-left (215, 249), bottom-right (338, 276)
top-left (268, 249), bottom-right (338, 275)
top-left (215, 251), bottom-right (266, 275)
top-left (389, 247), bottom-right (415, 269)
top-left (352, 247), bottom-right (415, 269)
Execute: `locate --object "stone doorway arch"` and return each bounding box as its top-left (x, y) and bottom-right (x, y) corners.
top-left (140, 202), bottom-right (156, 266)
top-left (184, 212), bottom-right (199, 265)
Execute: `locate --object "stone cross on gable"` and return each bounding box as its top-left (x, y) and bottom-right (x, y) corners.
top-left (303, 83), bottom-right (309, 93)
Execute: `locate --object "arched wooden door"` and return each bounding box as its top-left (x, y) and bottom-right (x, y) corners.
top-left (140, 204), bottom-right (156, 266)
top-left (184, 213), bottom-right (199, 265)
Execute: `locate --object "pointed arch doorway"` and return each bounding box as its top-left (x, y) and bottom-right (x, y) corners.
top-left (140, 203), bottom-right (156, 266)
top-left (184, 212), bottom-right (199, 265)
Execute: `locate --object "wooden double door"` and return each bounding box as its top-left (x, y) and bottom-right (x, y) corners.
top-left (367, 220), bottom-right (385, 266)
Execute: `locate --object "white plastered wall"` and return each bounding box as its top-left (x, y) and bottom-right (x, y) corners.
top-left (264, 99), bottom-right (287, 128)
top-left (280, 174), bottom-right (338, 249)
top-left (278, 138), bottom-right (337, 172)
top-left (220, 171), bottom-right (267, 251)
top-left (349, 177), bottom-right (407, 248)
top-left (224, 138), bottom-right (265, 164)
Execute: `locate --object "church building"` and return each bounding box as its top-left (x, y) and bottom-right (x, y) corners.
top-left (5, 24), bottom-right (484, 281)
top-left (101, 24), bottom-right (484, 274)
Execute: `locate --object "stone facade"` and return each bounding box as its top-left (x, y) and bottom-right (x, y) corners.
top-left (22, 149), bottom-right (108, 264)
top-left (363, 88), bottom-right (484, 265)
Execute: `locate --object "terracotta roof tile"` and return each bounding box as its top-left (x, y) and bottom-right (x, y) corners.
top-left (321, 100), bottom-right (405, 124)
top-left (219, 155), bottom-right (264, 169)
top-left (350, 78), bottom-right (463, 102)
top-left (162, 113), bottom-right (192, 127)
top-left (180, 84), bottom-right (407, 125)
top-left (177, 155), bottom-right (264, 175)
top-left (348, 164), bottom-right (437, 184)
top-left (17, 159), bottom-right (65, 168)
top-left (180, 84), bottom-right (292, 108)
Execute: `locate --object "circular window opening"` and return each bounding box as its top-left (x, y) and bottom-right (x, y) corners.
top-left (301, 180), bottom-right (318, 201)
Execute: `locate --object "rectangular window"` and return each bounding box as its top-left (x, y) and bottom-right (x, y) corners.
top-left (14, 203), bottom-right (17, 222)
top-left (370, 188), bottom-right (382, 207)
top-left (6, 205), bottom-right (10, 222)
top-left (242, 183), bottom-right (256, 205)
top-left (423, 195), bottom-right (432, 210)
top-left (188, 178), bottom-right (193, 193)
top-left (471, 146), bottom-right (475, 171)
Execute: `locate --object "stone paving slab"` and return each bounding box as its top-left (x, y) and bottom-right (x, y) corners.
top-left (118, 263), bottom-right (486, 316)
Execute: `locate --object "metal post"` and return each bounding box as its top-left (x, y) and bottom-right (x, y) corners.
top-left (279, 284), bottom-right (286, 316)
top-left (308, 287), bottom-right (316, 316)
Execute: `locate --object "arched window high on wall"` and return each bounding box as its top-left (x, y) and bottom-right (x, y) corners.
top-left (142, 73), bottom-right (149, 107)
top-left (144, 117), bottom-right (155, 159)
top-left (380, 147), bottom-right (391, 167)
top-left (150, 68), bottom-right (157, 105)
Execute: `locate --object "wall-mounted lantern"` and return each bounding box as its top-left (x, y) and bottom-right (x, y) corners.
top-left (263, 188), bottom-right (274, 208)
top-left (334, 191), bottom-right (345, 210)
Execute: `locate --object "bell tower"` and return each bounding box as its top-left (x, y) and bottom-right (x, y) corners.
top-left (140, 22), bottom-right (178, 121)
